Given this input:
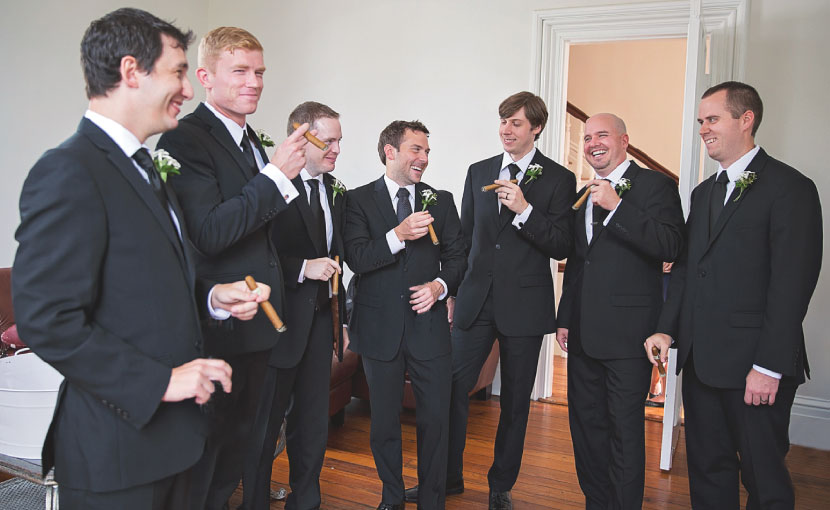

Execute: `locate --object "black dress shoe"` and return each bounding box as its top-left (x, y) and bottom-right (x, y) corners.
top-left (403, 478), bottom-right (464, 502)
top-left (489, 490), bottom-right (512, 510)
top-left (376, 503), bottom-right (404, 510)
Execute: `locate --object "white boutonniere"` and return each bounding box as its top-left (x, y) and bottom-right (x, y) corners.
top-left (420, 189), bottom-right (440, 245)
top-left (331, 177), bottom-right (346, 205)
top-left (524, 164), bottom-right (543, 184)
top-left (420, 189), bottom-right (438, 210)
top-left (152, 149), bottom-right (181, 182)
top-left (615, 178), bottom-right (631, 196)
top-left (733, 171), bottom-right (756, 202)
top-left (256, 129), bottom-right (275, 148)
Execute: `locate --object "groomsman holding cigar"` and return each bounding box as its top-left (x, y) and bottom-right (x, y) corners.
top-left (242, 101), bottom-right (346, 510)
top-left (157, 26), bottom-right (309, 510)
top-left (557, 113), bottom-right (684, 509)
top-left (403, 92), bottom-right (574, 510)
top-left (646, 81), bottom-right (823, 509)
top-left (12, 9), bottom-right (269, 509)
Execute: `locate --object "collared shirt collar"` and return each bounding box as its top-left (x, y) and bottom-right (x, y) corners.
top-left (595, 160), bottom-right (631, 185)
top-left (204, 101), bottom-right (248, 146)
top-left (500, 147), bottom-right (537, 174)
top-left (84, 109), bottom-right (144, 158)
top-left (717, 145), bottom-right (760, 182)
top-left (301, 168), bottom-right (323, 184)
top-left (383, 174), bottom-right (415, 204)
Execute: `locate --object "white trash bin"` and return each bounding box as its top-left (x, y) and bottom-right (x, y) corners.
top-left (0, 350), bottom-right (63, 459)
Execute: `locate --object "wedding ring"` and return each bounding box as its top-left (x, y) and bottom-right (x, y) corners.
top-left (760, 398), bottom-right (769, 404)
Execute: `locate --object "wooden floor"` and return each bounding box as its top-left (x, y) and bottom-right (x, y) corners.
top-left (229, 397), bottom-right (830, 509)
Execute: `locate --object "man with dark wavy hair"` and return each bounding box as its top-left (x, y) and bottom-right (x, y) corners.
top-left (12, 8), bottom-right (269, 510)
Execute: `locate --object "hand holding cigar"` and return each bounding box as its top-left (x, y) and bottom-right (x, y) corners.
top-left (245, 275), bottom-right (286, 332)
top-left (481, 179), bottom-right (518, 192)
top-left (651, 346), bottom-right (666, 377)
top-left (292, 122), bottom-right (328, 151)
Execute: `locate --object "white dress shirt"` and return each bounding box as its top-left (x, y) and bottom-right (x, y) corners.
top-left (298, 169), bottom-right (334, 284)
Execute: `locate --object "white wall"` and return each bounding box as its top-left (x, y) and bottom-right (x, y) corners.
top-left (1, 0), bottom-right (828, 448)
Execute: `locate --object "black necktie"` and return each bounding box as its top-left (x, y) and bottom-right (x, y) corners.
top-left (240, 132), bottom-right (259, 176)
top-left (709, 171), bottom-right (729, 235)
top-left (307, 179), bottom-right (328, 254)
top-left (499, 164), bottom-right (521, 221)
top-left (308, 179), bottom-right (330, 306)
top-left (592, 179), bottom-right (612, 229)
top-left (133, 148), bottom-right (171, 213)
top-left (396, 187), bottom-right (412, 224)
top-left (132, 148), bottom-right (181, 241)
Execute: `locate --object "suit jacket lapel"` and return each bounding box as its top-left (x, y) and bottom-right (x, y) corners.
top-left (193, 104), bottom-right (252, 182)
top-left (249, 125), bottom-right (268, 164)
top-left (706, 150), bottom-right (767, 250)
top-left (372, 176), bottom-right (399, 232)
top-left (80, 119), bottom-right (189, 271)
top-left (324, 173), bottom-right (343, 258)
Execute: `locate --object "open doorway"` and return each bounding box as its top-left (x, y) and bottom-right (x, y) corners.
top-left (546, 38), bottom-right (687, 423)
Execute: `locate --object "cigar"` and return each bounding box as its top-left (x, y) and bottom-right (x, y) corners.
top-left (292, 122), bottom-right (328, 151)
top-left (651, 346), bottom-right (666, 377)
top-left (428, 224), bottom-right (439, 245)
top-left (244, 275), bottom-right (286, 332)
top-left (331, 255), bottom-right (340, 296)
top-left (481, 179), bottom-right (518, 192)
top-left (572, 185), bottom-right (594, 210)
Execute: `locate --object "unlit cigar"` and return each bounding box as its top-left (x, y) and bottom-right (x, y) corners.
top-left (245, 275), bottom-right (286, 332)
top-left (292, 122), bottom-right (328, 151)
top-left (332, 256), bottom-right (340, 296)
top-left (481, 179), bottom-right (518, 192)
top-left (651, 346), bottom-right (666, 377)
top-left (428, 224), bottom-right (439, 245)
top-left (572, 185), bottom-right (594, 210)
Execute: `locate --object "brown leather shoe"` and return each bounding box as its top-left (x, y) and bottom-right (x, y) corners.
top-left (489, 490), bottom-right (512, 510)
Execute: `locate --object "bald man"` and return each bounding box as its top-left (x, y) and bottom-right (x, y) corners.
top-left (556, 114), bottom-right (685, 509)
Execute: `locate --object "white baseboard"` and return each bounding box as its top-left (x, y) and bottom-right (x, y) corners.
top-left (789, 395), bottom-right (830, 450)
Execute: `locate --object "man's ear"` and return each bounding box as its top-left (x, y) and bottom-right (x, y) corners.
top-left (384, 144), bottom-right (397, 162)
top-left (120, 55), bottom-right (140, 88)
top-left (196, 67), bottom-right (211, 88)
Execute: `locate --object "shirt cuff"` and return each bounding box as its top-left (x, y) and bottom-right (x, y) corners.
top-left (386, 229), bottom-right (405, 254)
top-left (602, 199), bottom-right (623, 226)
top-left (261, 163), bottom-right (299, 204)
top-left (753, 364), bottom-right (782, 379)
top-left (298, 259), bottom-right (307, 283)
top-left (512, 203), bottom-right (533, 229)
top-left (207, 285), bottom-right (231, 320)
top-left (435, 278), bottom-right (448, 300)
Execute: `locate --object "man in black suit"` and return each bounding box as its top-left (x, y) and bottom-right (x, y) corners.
top-left (156, 27), bottom-right (310, 510)
top-left (646, 81), bottom-right (823, 509)
top-left (11, 9), bottom-right (270, 510)
top-left (556, 114), bottom-right (685, 509)
top-left (344, 120), bottom-right (466, 510)
top-left (241, 101), bottom-right (346, 510)
top-left (406, 92), bottom-right (575, 510)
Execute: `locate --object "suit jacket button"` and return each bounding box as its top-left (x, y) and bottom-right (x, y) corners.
top-left (487, 271), bottom-right (493, 277)
top-left (585, 260), bottom-right (590, 265)
top-left (495, 244), bottom-right (501, 250)
top-left (269, 260), bottom-right (277, 268)
top-left (699, 270), bottom-right (707, 277)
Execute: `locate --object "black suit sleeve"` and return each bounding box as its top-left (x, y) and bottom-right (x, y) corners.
top-left (519, 169), bottom-right (576, 260)
top-left (433, 191), bottom-right (467, 295)
top-left (755, 175), bottom-right (822, 374)
top-left (158, 127), bottom-right (288, 257)
top-left (606, 174), bottom-right (685, 262)
top-left (459, 166), bottom-right (475, 255)
top-left (342, 190), bottom-right (397, 274)
top-left (12, 153), bottom-right (171, 429)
